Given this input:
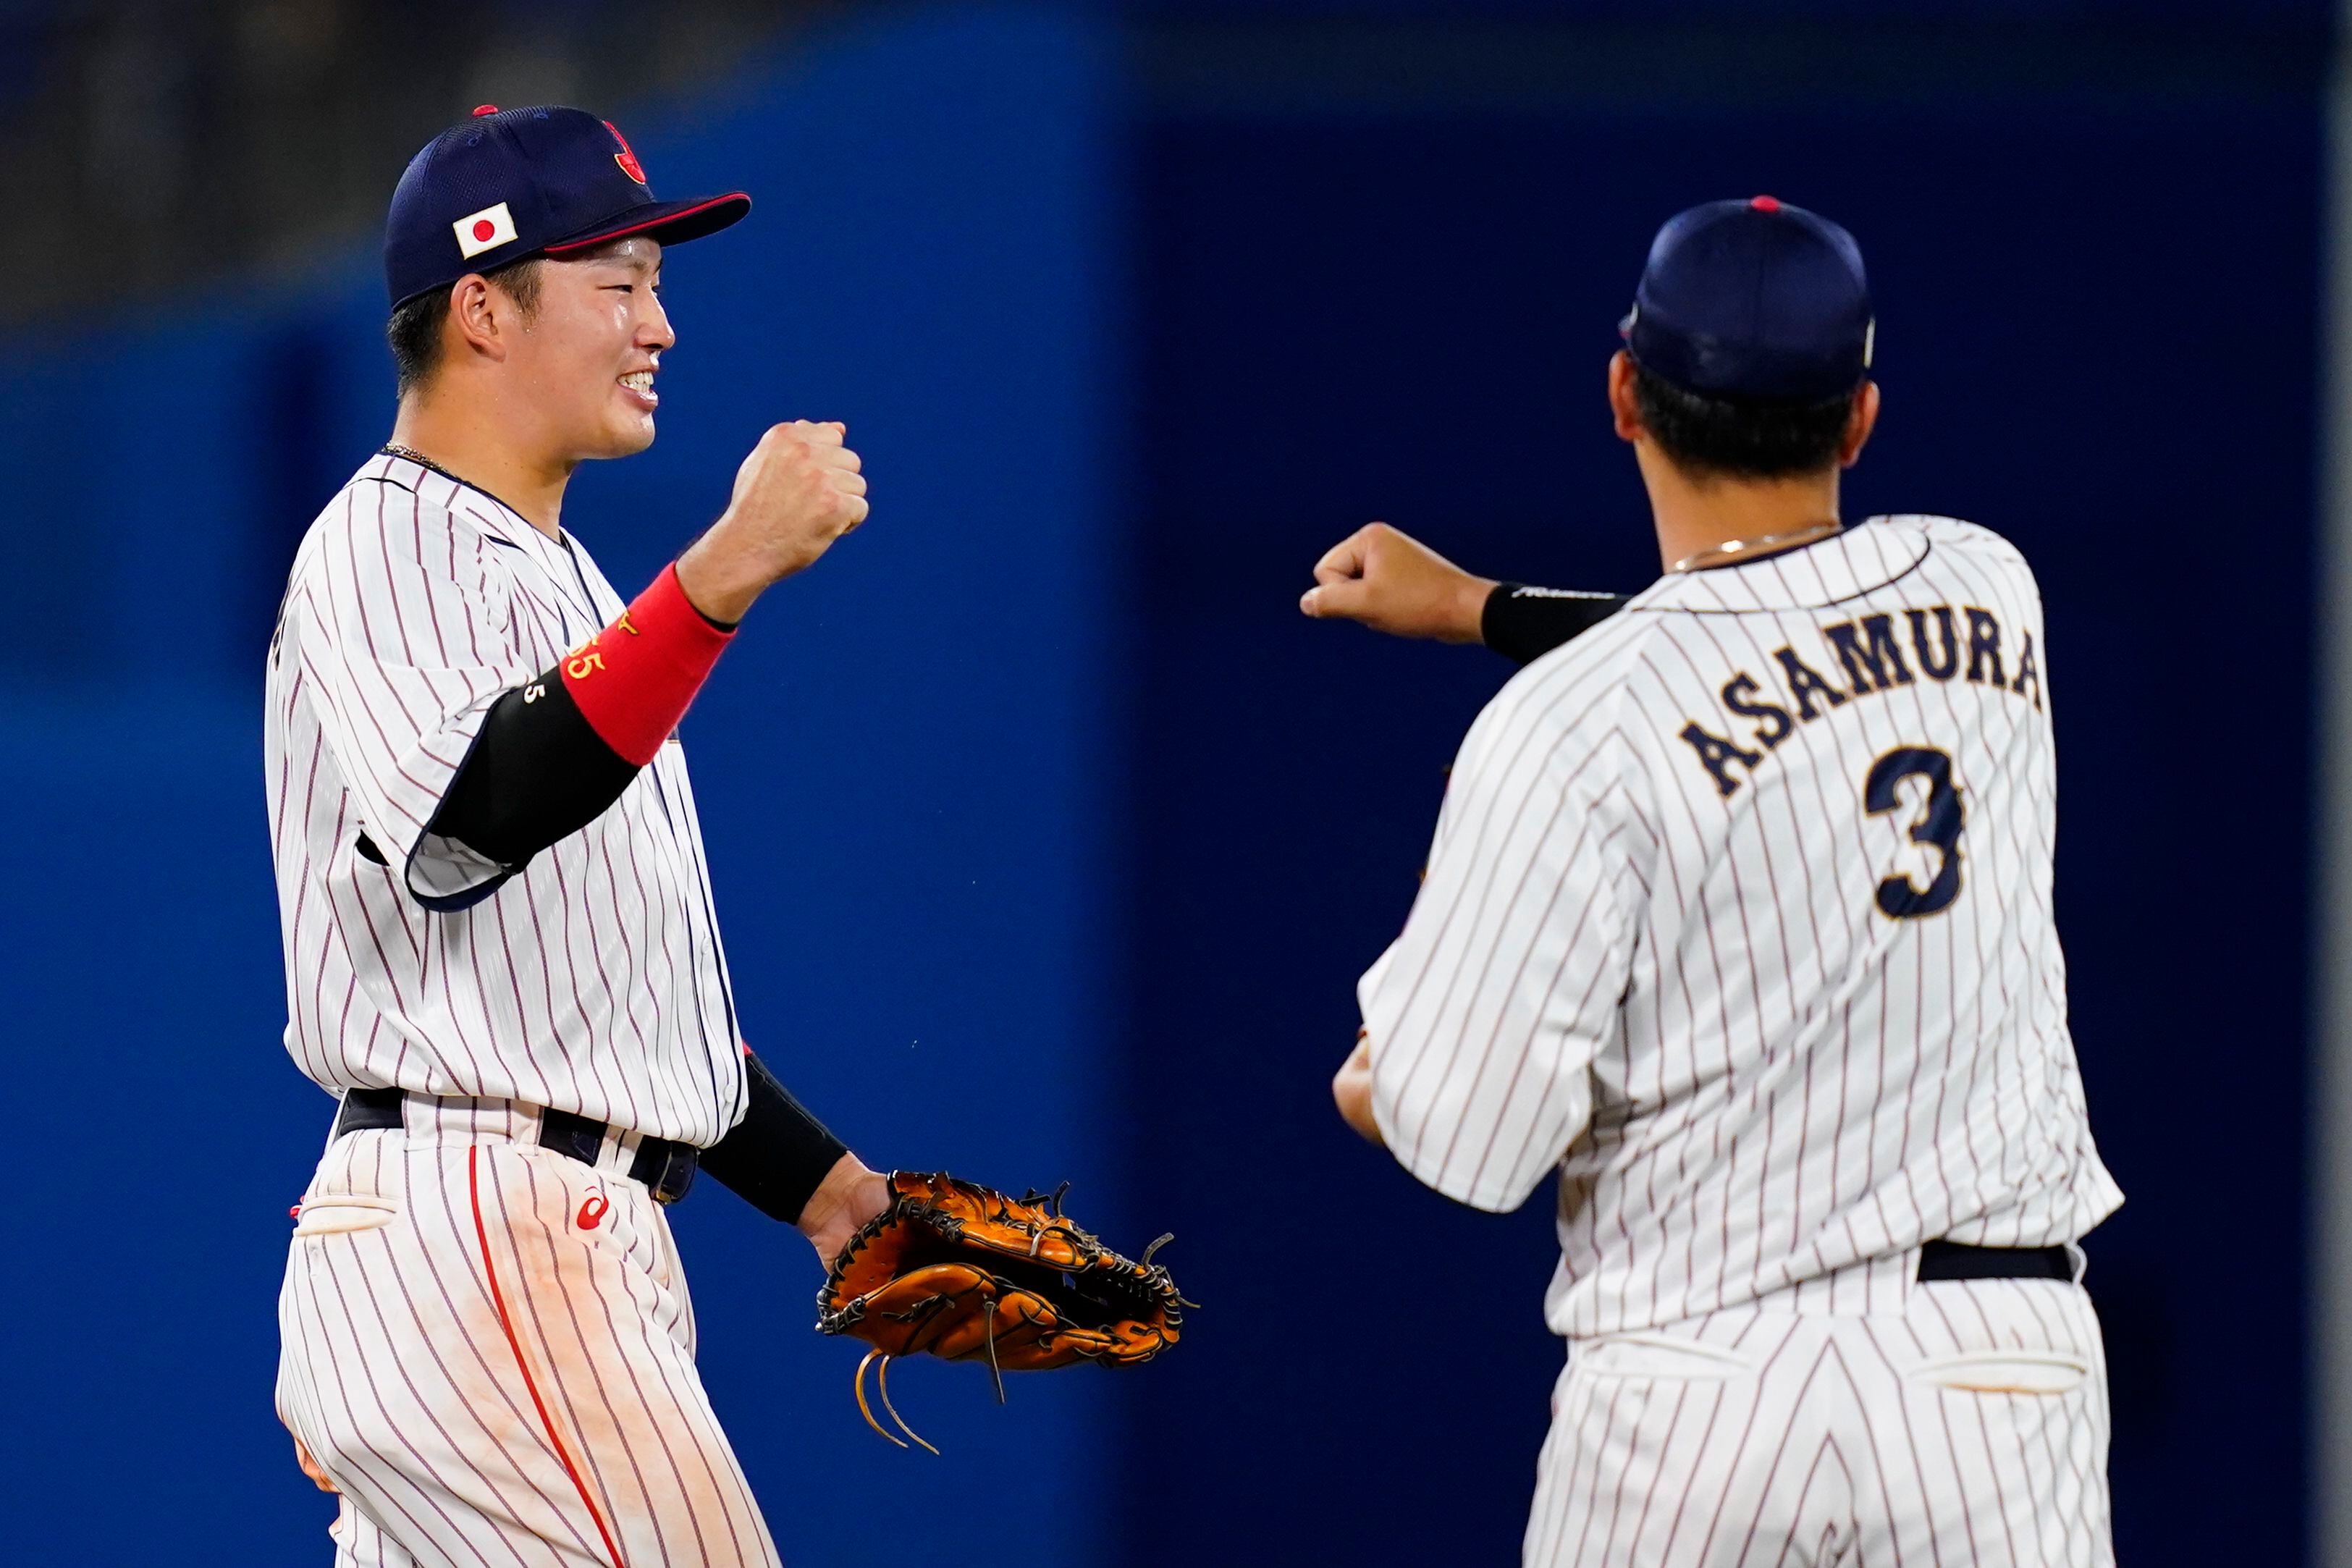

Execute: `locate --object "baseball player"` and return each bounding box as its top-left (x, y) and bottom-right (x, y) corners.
top-left (266, 106), bottom-right (890, 1567)
top-left (1302, 198), bottom-right (2124, 1565)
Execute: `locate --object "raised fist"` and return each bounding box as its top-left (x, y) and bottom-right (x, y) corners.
top-left (1299, 523), bottom-right (1495, 644)
top-left (677, 421), bottom-right (869, 622)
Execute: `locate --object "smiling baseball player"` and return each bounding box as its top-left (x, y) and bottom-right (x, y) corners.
top-left (1303, 198), bottom-right (2124, 1565)
top-left (266, 106), bottom-right (889, 1567)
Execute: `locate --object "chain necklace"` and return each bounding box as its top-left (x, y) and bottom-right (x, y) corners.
top-left (379, 443), bottom-right (549, 537)
top-left (1667, 519), bottom-right (1843, 575)
top-left (379, 442), bottom-right (474, 490)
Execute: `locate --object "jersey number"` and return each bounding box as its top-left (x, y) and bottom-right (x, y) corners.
top-left (1863, 747), bottom-right (1964, 919)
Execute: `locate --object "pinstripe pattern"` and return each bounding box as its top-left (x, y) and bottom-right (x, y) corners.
top-left (1356, 517), bottom-right (2121, 1559)
top-left (1525, 1275), bottom-right (2112, 1567)
top-left (276, 1099), bottom-right (779, 1568)
top-left (264, 453), bottom-right (745, 1146)
top-left (1360, 516), bottom-right (2121, 1337)
top-left (266, 455), bottom-right (771, 1563)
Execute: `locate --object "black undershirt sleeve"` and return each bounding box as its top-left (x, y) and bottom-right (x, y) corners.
top-left (426, 665), bottom-right (641, 869)
top-left (1482, 583), bottom-right (1633, 666)
top-left (699, 1051), bottom-right (851, 1224)
top-left (420, 598), bottom-right (741, 873)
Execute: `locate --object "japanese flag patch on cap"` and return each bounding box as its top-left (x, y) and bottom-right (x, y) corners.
top-left (387, 106), bottom-right (749, 307)
top-left (453, 201), bottom-right (518, 260)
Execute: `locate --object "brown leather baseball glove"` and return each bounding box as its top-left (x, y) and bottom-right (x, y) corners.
top-left (816, 1171), bottom-right (1187, 1451)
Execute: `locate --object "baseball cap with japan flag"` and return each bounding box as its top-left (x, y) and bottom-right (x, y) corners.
top-left (383, 104), bottom-right (749, 308)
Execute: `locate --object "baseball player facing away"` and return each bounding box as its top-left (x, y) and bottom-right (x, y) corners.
top-left (1302, 198), bottom-right (2124, 1566)
top-left (265, 107), bottom-right (894, 1567)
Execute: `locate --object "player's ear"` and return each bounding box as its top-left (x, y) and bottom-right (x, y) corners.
top-left (1838, 380), bottom-right (1881, 468)
top-left (1608, 350), bottom-right (1643, 444)
top-left (445, 274), bottom-right (513, 364)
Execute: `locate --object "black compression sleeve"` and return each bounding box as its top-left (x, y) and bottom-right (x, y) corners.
top-left (428, 667), bottom-right (640, 869)
top-left (1483, 583), bottom-right (1633, 666)
top-left (700, 1052), bottom-right (851, 1224)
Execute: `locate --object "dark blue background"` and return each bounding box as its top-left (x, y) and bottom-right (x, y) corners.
top-left (0, 2), bottom-right (2329, 1562)
top-left (1117, 21), bottom-right (2324, 1567)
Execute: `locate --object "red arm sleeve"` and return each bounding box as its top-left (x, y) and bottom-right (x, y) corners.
top-left (560, 562), bottom-right (735, 766)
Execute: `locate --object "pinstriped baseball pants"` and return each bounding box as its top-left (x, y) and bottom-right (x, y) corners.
top-left (274, 1098), bottom-right (781, 1568)
top-left (1526, 1277), bottom-right (2113, 1567)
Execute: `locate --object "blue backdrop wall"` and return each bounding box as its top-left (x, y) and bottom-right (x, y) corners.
top-left (0, 7), bottom-right (1124, 1564)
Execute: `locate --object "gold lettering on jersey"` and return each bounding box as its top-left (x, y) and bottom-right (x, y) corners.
top-left (1679, 602), bottom-right (2041, 798)
top-left (617, 610), bottom-right (640, 636)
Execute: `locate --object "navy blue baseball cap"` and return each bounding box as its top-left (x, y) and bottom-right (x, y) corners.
top-left (1620, 195), bottom-right (1873, 403)
top-left (384, 104), bottom-right (749, 308)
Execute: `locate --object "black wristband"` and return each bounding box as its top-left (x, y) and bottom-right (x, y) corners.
top-left (1483, 582), bottom-right (1632, 666)
top-left (699, 1051), bottom-right (851, 1225)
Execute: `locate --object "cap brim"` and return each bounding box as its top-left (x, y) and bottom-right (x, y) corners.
top-left (543, 192), bottom-right (751, 255)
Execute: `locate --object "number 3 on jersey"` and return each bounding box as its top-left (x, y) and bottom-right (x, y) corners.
top-left (1863, 747), bottom-right (1964, 918)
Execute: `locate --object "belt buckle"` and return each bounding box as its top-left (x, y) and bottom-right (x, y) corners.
top-left (635, 1140), bottom-right (699, 1205)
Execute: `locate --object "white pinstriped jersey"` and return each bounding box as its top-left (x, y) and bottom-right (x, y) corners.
top-left (265, 452), bottom-right (746, 1146)
top-left (1360, 515), bottom-right (2123, 1338)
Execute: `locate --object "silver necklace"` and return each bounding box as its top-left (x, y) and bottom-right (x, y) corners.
top-left (1668, 519), bottom-right (1843, 575)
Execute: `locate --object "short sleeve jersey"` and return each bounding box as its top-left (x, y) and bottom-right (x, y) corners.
top-left (1358, 516), bottom-right (2123, 1337)
top-left (264, 453), bottom-right (746, 1145)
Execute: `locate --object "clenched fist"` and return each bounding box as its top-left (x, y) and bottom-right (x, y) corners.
top-left (1298, 523), bottom-right (1495, 644)
top-left (676, 420), bottom-right (869, 623)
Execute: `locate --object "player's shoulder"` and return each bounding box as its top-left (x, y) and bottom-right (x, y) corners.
top-left (1874, 512), bottom-right (2031, 566)
top-left (1466, 607), bottom-right (1655, 772)
top-left (1499, 577), bottom-right (1708, 699)
top-left (296, 453), bottom-right (535, 576)
top-left (1632, 512), bottom-right (2037, 622)
top-left (1878, 513), bottom-right (2045, 608)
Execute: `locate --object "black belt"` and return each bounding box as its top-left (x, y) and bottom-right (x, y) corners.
top-left (1915, 1239), bottom-right (2073, 1284)
top-left (334, 1086), bottom-right (699, 1204)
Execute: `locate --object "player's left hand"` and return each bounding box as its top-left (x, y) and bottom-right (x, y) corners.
top-left (1299, 523), bottom-right (1496, 644)
top-left (797, 1152), bottom-right (892, 1265)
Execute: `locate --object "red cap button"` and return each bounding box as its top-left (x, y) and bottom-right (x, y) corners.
top-left (472, 104), bottom-right (500, 117)
top-left (1750, 195), bottom-right (1782, 213)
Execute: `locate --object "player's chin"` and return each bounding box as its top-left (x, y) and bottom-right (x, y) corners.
top-left (592, 410), bottom-right (659, 458)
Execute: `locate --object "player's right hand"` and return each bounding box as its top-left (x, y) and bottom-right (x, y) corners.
top-left (677, 420), bottom-right (869, 623)
top-left (1332, 1031), bottom-right (1385, 1147)
top-left (1298, 523), bottom-right (1496, 644)
top-left (293, 1436), bottom-right (339, 1494)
